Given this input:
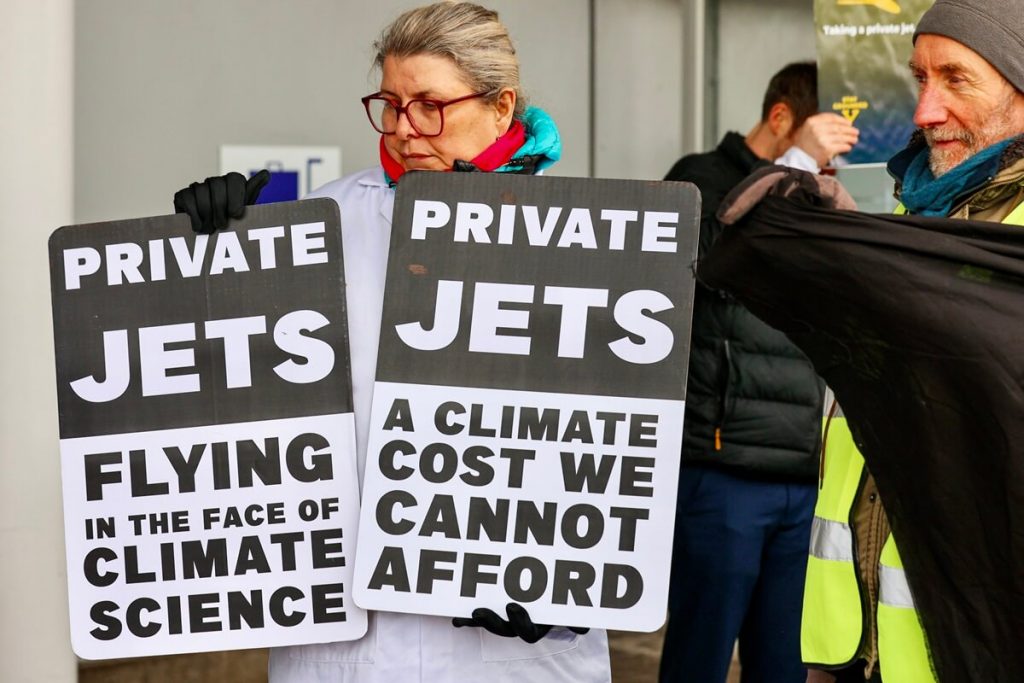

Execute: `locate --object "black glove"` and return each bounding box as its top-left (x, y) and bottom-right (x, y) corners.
top-left (452, 602), bottom-right (590, 644)
top-left (173, 169), bottom-right (271, 234)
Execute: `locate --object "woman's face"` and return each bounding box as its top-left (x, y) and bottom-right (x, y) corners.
top-left (379, 53), bottom-right (515, 171)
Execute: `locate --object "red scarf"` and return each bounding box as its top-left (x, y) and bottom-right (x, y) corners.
top-left (379, 119), bottom-right (526, 183)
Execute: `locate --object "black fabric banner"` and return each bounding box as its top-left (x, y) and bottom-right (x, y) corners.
top-left (699, 192), bottom-right (1024, 683)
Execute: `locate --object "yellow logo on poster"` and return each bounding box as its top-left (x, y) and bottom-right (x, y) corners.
top-left (833, 95), bottom-right (869, 124)
top-left (837, 0), bottom-right (901, 14)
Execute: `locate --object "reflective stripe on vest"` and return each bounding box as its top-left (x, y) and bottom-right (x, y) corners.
top-left (877, 538), bottom-right (937, 682)
top-left (809, 517), bottom-right (854, 563)
top-left (878, 562), bottom-right (914, 609)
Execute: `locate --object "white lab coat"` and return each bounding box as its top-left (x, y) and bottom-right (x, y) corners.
top-left (268, 167), bottom-right (611, 683)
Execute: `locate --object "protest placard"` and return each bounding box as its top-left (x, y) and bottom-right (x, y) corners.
top-left (353, 173), bottom-right (699, 632)
top-left (49, 199), bottom-right (365, 659)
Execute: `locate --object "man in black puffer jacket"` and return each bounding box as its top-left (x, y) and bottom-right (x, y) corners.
top-left (659, 63), bottom-right (859, 683)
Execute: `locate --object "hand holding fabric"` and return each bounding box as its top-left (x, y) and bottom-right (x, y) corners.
top-left (717, 165), bottom-right (858, 227)
top-left (173, 169), bottom-right (271, 234)
top-left (452, 603), bottom-right (589, 644)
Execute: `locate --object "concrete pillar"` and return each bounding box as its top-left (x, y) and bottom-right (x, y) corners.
top-left (680, 0), bottom-right (707, 157)
top-left (0, 1), bottom-right (77, 681)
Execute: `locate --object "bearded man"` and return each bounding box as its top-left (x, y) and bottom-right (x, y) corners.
top-left (801, 1), bottom-right (1024, 682)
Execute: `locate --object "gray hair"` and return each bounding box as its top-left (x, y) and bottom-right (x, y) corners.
top-left (373, 1), bottom-right (526, 117)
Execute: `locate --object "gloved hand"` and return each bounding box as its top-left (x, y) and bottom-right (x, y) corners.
top-left (173, 169), bottom-right (271, 234)
top-left (452, 603), bottom-right (590, 644)
top-left (717, 165), bottom-right (857, 227)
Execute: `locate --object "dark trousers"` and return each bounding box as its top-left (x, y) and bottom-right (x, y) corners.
top-left (659, 466), bottom-right (817, 683)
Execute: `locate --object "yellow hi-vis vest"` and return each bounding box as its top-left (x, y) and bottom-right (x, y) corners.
top-left (802, 200), bottom-right (1024, 681)
top-left (801, 411), bottom-right (936, 682)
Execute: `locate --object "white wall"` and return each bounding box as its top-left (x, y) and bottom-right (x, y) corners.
top-left (0, 1), bottom-right (77, 682)
top-left (713, 0), bottom-right (816, 140)
top-left (73, 0), bottom-right (595, 223)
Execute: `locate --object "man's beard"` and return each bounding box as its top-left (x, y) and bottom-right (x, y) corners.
top-left (925, 94), bottom-right (1018, 177)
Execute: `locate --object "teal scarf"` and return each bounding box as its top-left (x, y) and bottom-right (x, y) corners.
top-left (901, 138), bottom-right (1013, 216)
top-left (501, 106), bottom-right (561, 173)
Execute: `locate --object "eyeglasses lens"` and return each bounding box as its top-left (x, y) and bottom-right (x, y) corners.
top-left (367, 98), bottom-right (443, 136)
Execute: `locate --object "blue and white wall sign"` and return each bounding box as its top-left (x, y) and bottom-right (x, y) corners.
top-left (220, 145), bottom-right (342, 203)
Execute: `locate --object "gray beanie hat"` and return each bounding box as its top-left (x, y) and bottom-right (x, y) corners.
top-left (914, 0), bottom-right (1024, 93)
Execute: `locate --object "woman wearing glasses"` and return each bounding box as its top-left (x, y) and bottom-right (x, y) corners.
top-left (175, 2), bottom-right (610, 682)
top-left (277, 5), bottom-right (608, 680)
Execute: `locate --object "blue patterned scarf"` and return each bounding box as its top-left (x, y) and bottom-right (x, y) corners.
top-left (900, 138), bottom-right (1013, 216)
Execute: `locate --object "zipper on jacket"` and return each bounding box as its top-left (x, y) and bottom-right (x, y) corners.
top-left (714, 339), bottom-right (734, 451)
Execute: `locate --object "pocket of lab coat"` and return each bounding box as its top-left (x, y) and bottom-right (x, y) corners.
top-left (479, 626), bottom-right (580, 662)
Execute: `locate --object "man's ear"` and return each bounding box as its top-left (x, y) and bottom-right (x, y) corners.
top-left (767, 102), bottom-right (794, 140)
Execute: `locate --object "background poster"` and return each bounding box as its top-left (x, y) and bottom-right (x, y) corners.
top-left (816, 0), bottom-right (932, 165)
top-left (49, 200), bottom-right (366, 659)
top-left (353, 173), bottom-right (699, 632)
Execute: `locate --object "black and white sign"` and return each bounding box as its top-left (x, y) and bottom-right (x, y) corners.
top-left (352, 173), bottom-right (699, 631)
top-left (49, 200), bottom-right (366, 659)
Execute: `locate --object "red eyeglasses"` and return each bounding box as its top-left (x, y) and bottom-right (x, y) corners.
top-left (361, 90), bottom-right (493, 137)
